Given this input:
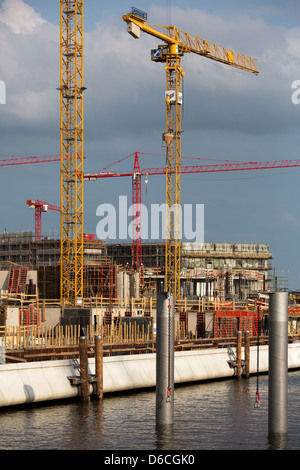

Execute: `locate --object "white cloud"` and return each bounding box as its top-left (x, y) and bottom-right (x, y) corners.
top-left (0, 2), bottom-right (299, 152)
top-left (0, 1), bottom-right (58, 130)
top-left (0, 0), bottom-right (47, 34)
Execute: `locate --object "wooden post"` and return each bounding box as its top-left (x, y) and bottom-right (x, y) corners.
top-left (42, 299), bottom-right (46, 323)
top-left (244, 330), bottom-right (250, 379)
top-left (79, 336), bottom-right (89, 401)
top-left (95, 335), bottom-right (103, 400)
top-left (236, 330), bottom-right (242, 380)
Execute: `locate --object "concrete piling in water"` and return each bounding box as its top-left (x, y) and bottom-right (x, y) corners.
top-left (95, 335), bottom-right (103, 400)
top-left (156, 292), bottom-right (174, 426)
top-left (268, 292), bottom-right (288, 437)
top-left (79, 336), bottom-right (89, 401)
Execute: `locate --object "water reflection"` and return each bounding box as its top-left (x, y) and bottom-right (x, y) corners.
top-left (155, 424), bottom-right (174, 450)
top-left (268, 433), bottom-right (289, 450)
top-left (0, 372), bottom-right (299, 449)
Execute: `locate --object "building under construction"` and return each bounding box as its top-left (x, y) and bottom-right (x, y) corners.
top-left (0, 231), bottom-right (272, 302)
top-left (2, 230), bottom-right (300, 346)
top-left (107, 241), bottom-right (272, 301)
top-left (0, 231), bottom-right (111, 301)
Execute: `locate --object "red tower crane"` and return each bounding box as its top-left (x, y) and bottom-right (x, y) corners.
top-left (26, 200), bottom-right (60, 242)
top-left (0, 154), bottom-right (61, 241)
top-left (0, 154), bottom-right (61, 166)
top-left (84, 152), bottom-right (300, 268)
top-left (0, 153), bottom-right (69, 241)
top-left (132, 152), bottom-right (142, 268)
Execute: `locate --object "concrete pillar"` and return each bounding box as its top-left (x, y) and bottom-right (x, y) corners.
top-left (156, 292), bottom-right (174, 426)
top-left (268, 292), bottom-right (288, 436)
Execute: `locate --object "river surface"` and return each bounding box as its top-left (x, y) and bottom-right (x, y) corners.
top-left (0, 370), bottom-right (299, 451)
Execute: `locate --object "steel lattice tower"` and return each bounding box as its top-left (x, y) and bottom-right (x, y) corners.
top-left (123, 8), bottom-right (258, 300)
top-left (132, 152), bottom-right (142, 269)
top-left (164, 52), bottom-right (183, 297)
top-left (59, 1), bottom-right (85, 305)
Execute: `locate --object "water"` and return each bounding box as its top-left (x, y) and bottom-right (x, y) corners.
top-left (0, 371), bottom-right (300, 450)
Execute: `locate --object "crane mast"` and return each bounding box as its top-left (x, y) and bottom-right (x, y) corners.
top-left (59, 1), bottom-right (85, 305)
top-left (164, 51), bottom-right (183, 296)
top-left (132, 152), bottom-right (142, 269)
top-left (123, 8), bottom-right (259, 299)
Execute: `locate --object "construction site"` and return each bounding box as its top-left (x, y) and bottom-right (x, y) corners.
top-left (0, 229), bottom-right (299, 353)
top-left (1, 3), bottom-right (300, 362)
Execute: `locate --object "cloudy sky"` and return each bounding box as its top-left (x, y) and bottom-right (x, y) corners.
top-left (0, 0), bottom-right (300, 289)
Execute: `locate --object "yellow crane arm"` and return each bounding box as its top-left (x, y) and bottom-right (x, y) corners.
top-left (122, 12), bottom-right (259, 75)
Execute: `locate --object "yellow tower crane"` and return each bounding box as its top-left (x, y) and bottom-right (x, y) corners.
top-left (122, 7), bottom-right (259, 299)
top-left (58, 1), bottom-right (85, 305)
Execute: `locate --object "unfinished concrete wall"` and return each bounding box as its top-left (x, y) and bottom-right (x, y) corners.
top-left (43, 308), bottom-right (61, 326)
top-left (6, 307), bottom-right (19, 326)
top-left (0, 271), bottom-right (8, 290)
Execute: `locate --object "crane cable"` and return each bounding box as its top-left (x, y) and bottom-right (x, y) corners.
top-left (166, 293), bottom-right (172, 402)
top-left (166, 0), bottom-right (171, 26)
top-left (255, 298), bottom-right (261, 408)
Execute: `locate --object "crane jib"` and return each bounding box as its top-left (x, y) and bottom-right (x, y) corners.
top-left (123, 11), bottom-right (259, 75)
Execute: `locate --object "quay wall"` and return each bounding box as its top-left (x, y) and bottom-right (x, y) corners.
top-left (0, 343), bottom-right (300, 407)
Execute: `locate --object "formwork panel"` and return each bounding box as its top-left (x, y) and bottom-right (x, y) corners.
top-left (83, 264), bottom-right (117, 298)
top-left (213, 310), bottom-right (262, 338)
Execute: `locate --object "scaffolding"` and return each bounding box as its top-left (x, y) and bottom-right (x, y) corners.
top-left (0, 232), bottom-right (106, 267)
top-left (0, 235), bottom-right (274, 306)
